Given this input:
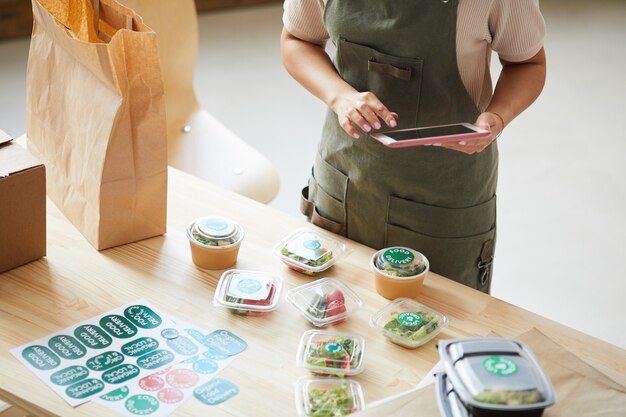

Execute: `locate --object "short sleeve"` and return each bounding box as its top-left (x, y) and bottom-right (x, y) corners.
top-left (283, 0), bottom-right (329, 45)
top-left (489, 0), bottom-right (546, 62)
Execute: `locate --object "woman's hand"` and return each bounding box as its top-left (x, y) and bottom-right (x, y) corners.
top-left (330, 91), bottom-right (398, 139)
top-left (441, 112), bottom-right (504, 154)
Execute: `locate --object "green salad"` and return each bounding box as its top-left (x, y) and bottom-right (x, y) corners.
top-left (192, 230), bottom-right (236, 247)
top-left (475, 389), bottom-right (542, 405)
top-left (306, 335), bottom-right (360, 377)
top-left (281, 245), bottom-right (333, 275)
top-left (307, 383), bottom-right (356, 417)
top-left (383, 311), bottom-right (439, 344)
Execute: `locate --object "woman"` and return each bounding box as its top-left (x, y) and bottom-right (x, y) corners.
top-left (280, 0), bottom-right (546, 292)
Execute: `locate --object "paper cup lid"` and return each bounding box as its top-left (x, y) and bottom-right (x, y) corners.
top-left (195, 216), bottom-right (236, 239)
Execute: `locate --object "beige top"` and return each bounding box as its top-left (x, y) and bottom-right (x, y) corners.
top-left (283, 0), bottom-right (546, 111)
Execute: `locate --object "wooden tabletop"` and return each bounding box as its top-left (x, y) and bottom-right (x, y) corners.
top-left (1, 167), bottom-right (625, 417)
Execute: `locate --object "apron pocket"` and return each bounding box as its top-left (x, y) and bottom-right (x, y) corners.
top-left (336, 38), bottom-right (424, 128)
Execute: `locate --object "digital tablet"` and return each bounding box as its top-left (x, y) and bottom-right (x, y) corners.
top-left (370, 123), bottom-right (490, 148)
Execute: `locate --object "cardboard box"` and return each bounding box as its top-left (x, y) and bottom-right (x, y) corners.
top-left (0, 130), bottom-right (46, 273)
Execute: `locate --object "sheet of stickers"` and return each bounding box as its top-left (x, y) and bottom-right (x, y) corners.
top-left (11, 300), bottom-right (246, 416)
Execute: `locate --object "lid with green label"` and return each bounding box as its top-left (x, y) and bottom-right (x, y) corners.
top-left (296, 329), bottom-right (366, 377)
top-left (369, 297), bottom-right (448, 349)
top-left (272, 228), bottom-right (348, 275)
top-left (295, 377), bottom-right (365, 417)
top-left (187, 216), bottom-right (244, 248)
top-left (373, 247), bottom-right (428, 278)
top-left (213, 269), bottom-right (283, 314)
top-left (438, 338), bottom-right (556, 413)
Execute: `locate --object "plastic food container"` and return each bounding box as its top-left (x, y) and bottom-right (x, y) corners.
top-left (438, 338), bottom-right (556, 417)
top-left (371, 246), bottom-right (429, 299)
top-left (187, 216), bottom-right (244, 269)
top-left (287, 278), bottom-right (362, 327)
top-left (295, 377), bottom-right (365, 417)
top-left (370, 297), bottom-right (448, 349)
top-left (214, 270), bottom-right (283, 316)
top-left (296, 329), bottom-right (366, 377)
top-left (436, 372), bottom-right (472, 417)
top-left (273, 228), bottom-right (348, 276)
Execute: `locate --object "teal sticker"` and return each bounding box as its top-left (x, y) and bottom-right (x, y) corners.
top-left (74, 324), bottom-right (112, 349)
top-left (166, 335), bottom-right (199, 356)
top-left (48, 335), bottom-right (87, 360)
top-left (125, 394), bottom-right (160, 415)
top-left (121, 337), bottom-right (159, 357)
top-left (237, 278), bottom-right (262, 294)
top-left (86, 351), bottom-right (125, 371)
top-left (124, 305), bottom-right (162, 329)
top-left (65, 378), bottom-right (105, 400)
top-left (160, 328), bottom-right (179, 340)
top-left (324, 342), bottom-right (343, 354)
top-left (100, 386), bottom-right (130, 402)
top-left (204, 330), bottom-right (247, 356)
top-left (194, 378), bottom-right (239, 405)
top-left (100, 315), bottom-right (138, 339)
top-left (483, 356), bottom-right (519, 376)
top-left (182, 355), bottom-right (199, 364)
top-left (22, 345), bottom-right (61, 371)
top-left (185, 329), bottom-right (207, 346)
top-left (192, 358), bottom-right (218, 375)
top-left (50, 365), bottom-right (89, 386)
top-left (383, 247), bottom-right (415, 266)
top-left (397, 312), bottom-right (423, 327)
top-left (102, 364), bottom-right (141, 384)
top-left (202, 348), bottom-right (230, 361)
top-left (303, 239), bottom-right (322, 250)
top-left (136, 349), bottom-right (175, 370)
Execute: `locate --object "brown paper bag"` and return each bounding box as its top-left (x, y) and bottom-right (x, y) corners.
top-left (27, 0), bottom-right (167, 250)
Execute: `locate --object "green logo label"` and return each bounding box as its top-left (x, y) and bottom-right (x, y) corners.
top-left (122, 337), bottom-right (159, 357)
top-left (66, 378), bottom-right (105, 399)
top-left (100, 386), bottom-right (130, 402)
top-left (324, 342), bottom-right (343, 353)
top-left (124, 305), bottom-right (162, 329)
top-left (482, 356), bottom-right (519, 376)
top-left (166, 335), bottom-right (199, 356)
top-left (100, 315), bottom-right (138, 339)
top-left (237, 278), bottom-right (262, 294)
top-left (74, 325), bottom-right (113, 349)
top-left (48, 335), bottom-right (86, 360)
top-left (303, 239), bottom-right (322, 250)
top-left (397, 312), bottom-right (423, 327)
top-left (383, 248), bottom-right (415, 266)
top-left (50, 365), bottom-right (89, 386)
top-left (136, 350), bottom-right (175, 370)
top-left (86, 351), bottom-right (125, 371)
top-left (125, 394), bottom-right (160, 415)
top-left (22, 345), bottom-right (61, 371)
top-left (102, 364), bottom-right (141, 384)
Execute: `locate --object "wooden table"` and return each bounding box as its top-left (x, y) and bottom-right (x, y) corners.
top-left (1, 167), bottom-right (625, 417)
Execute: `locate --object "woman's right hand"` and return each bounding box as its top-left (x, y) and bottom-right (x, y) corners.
top-left (330, 91), bottom-right (398, 139)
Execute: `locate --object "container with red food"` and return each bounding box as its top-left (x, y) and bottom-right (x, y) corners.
top-left (296, 330), bottom-right (366, 377)
top-left (213, 269), bottom-right (283, 316)
top-left (287, 278), bottom-right (362, 327)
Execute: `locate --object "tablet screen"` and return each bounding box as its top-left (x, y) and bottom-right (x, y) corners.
top-left (385, 125), bottom-right (476, 141)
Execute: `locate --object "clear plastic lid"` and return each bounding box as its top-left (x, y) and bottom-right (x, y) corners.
top-left (370, 298), bottom-right (448, 349)
top-left (373, 247), bottom-right (428, 278)
top-left (213, 269), bottom-right (283, 315)
top-left (273, 228), bottom-right (348, 275)
top-left (287, 278), bottom-right (362, 327)
top-left (187, 216), bottom-right (244, 248)
top-left (439, 339), bottom-right (556, 410)
top-left (296, 330), bottom-right (366, 377)
top-left (295, 377), bottom-right (365, 417)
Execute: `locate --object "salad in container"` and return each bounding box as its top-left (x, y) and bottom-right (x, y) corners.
top-left (371, 246), bottom-right (428, 299)
top-left (296, 330), bottom-right (365, 377)
top-left (187, 216), bottom-right (244, 269)
top-left (273, 228), bottom-right (347, 276)
top-left (213, 270), bottom-right (282, 316)
top-left (295, 377), bottom-right (365, 417)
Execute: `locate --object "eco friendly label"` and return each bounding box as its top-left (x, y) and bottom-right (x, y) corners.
top-left (286, 233), bottom-right (326, 261)
top-left (100, 315), bottom-right (138, 339)
top-left (21, 345), bottom-right (61, 371)
top-left (202, 348), bottom-right (230, 361)
top-left (74, 325), bottom-right (113, 349)
top-left (137, 350), bottom-right (175, 370)
top-left (124, 305), bottom-right (162, 329)
top-left (204, 330), bottom-right (248, 356)
top-left (227, 273), bottom-right (272, 301)
top-left (383, 247), bottom-right (415, 266)
top-left (87, 351), bottom-right (126, 371)
top-left (192, 359), bottom-right (218, 375)
top-left (166, 369), bottom-right (200, 389)
top-left (397, 312), bottom-right (423, 327)
top-left (196, 217), bottom-right (235, 238)
top-left (125, 394), bottom-right (160, 415)
top-left (122, 338), bottom-right (160, 357)
top-left (48, 335), bottom-right (86, 360)
top-left (100, 386), bottom-right (130, 402)
top-left (482, 356), bottom-right (519, 376)
top-left (185, 329), bottom-right (206, 346)
top-left (102, 364), bottom-right (141, 384)
top-left (157, 387), bottom-right (184, 404)
top-left (50, 365), bottom-right (89, 386)
top-left (166, 335), bottom-right (199, 356)
top-left (324, 342), bottom-right (343, 354)
top-left (194, 378), bottom-right (239, 406)
top-left (139, 375), bottom-right (166, 392)
top-left (66, 378), bottom-right (105, 399)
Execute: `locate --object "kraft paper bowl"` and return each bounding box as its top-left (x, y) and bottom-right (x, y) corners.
top-left (371, 248), bottom-right (429, 300)
top-left (186, 217), bottom-right (244, 270)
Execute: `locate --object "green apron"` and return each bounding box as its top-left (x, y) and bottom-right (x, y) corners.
top-left (300, 0), bottom-right (498, 292)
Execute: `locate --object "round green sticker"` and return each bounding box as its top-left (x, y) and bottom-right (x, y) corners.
top-left (125, 394), bottom-right (159, 415)
top-left (237, 278), bottom-right (262, 294)
top-left (482, 356), bottom-right (519, 376)
top-left (383, 248), bottom-right (414, 266)
top-left (303, 239), bottom-right (321, 250)
top-left (100, 386), bottom-right (130, 402)
top-left (324, 342), bottom-right (343, 353)
top-left (397, 312), bottom-right (423, 327)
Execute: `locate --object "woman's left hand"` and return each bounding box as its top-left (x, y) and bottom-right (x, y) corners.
top-left (441, 112), bottom-right (504, 154)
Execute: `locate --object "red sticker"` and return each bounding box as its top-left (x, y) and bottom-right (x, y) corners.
top-left (158, 387), bottom-right (184, 404)
top-left (152, 366), bottom-right (172, 376)
top-left (138, 375), bottom-right (165, 392)
top-left (166, 369), bottom-right (199, 389)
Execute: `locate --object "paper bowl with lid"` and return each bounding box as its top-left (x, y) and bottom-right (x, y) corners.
top-left (296, 329), bottom-right (366, 377)
top-left (214, 269), bottom-right (282, 316)
top-left (273, 227), bottom-right (348, 276)
top-left (187, 216), bottom-right (244, 269)
top-left (371, 246), bottom-right (429, 299)
top-left (295, 377), bottom-right (365, 417)
top-left (438, 338), bottom-right (556, 417)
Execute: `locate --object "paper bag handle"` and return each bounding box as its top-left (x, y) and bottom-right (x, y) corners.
top-left (92, 0), bottom-right (134, 42)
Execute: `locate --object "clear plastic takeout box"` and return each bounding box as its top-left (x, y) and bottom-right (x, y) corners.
top-left (295, 377), bottom-right (365, 417)
top-left (370, 297), bottom-right (448, 349)
top-left (214, 269), bottom-right (283, 316)
top-left (296, 329), bottom-right (366, 377)
top-left (287, 278), bottom-right (362, 327)
top-left (273, 227), bottom-right (348, 276)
